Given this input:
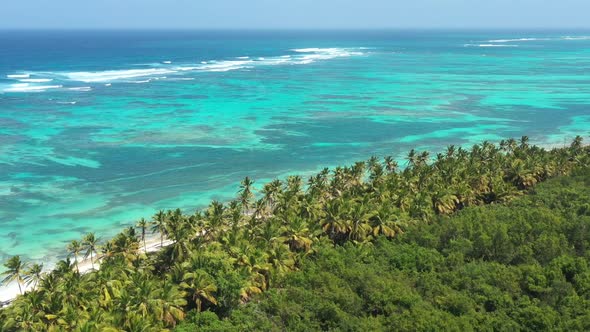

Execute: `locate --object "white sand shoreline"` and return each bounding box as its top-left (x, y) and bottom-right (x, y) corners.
top-left (0, 233), bottom-right (172, 306)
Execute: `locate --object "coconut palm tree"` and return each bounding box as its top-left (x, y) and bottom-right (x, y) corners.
top-left (152, 210), bottom-right (168, 248)
top-left (180, 270), bottom-right (218, 312)
top-left (370, 205), bottom-right (402, 238)
top-left (136, 218), bottom-right (149, 253)
top-left (347, 199), bottom-right (374, 242)
top-left (67, 240), bottom-right (83, 273)
top-left (320, 200), bottom-right (345, 240)
top-left (23, 263), bottom-right (44, 289)
top-left (83, 232), bottom-right (99, 270)
top-left (238, 176), bottom-right (255, 213)
top-left (158, 280), bottom-right (187, 327)
top-left (267, 243), bottom-right (295, 276)
top-left (280, 216), bottom-right (314, 252)
top-left (1, 255), bottom-right (28, 295)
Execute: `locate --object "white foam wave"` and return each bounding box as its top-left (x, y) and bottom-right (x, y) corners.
top-left (57, 101), bottom-right (77, 105)
top-left (487, 38), bottom-right (545, 43)
top-left (63, 68), bottom-right (176, 82)
top-left (293, 48), bottom-right (329, 53)
top-left (487, 36), bottom-right (590, 43)
top-left (6, 74), bottom-right (30, 79)
top-left (19, 78), bottom-right (53, 83)
top-left (68, 87), bottom-right (92, 91)
top-left (3, 83), bottom-right (62, 93)
top-left (198, 60), bottom-right (253, 72)
top-left (291, 47), bottom-right (363, 64)
top-left (10, 47), bottom-right (364, 87)
top-left (465, 44), bottom-right (519, 48)
top-left (562, 36), bottom-right (590, 40)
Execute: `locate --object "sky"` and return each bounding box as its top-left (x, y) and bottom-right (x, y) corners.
top-left (1, 0), bottom-right (590, 30)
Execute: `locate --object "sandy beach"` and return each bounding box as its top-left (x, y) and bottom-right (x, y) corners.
top-left (0, 233), bottom-right (173, 306)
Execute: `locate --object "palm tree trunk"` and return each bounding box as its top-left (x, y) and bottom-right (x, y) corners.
top-left (160, 233), bottom-right (163, 248)
top-left (90, 251), bottom-right (94, 270)
top-left (144, 236), bottom-right (147, 253)
top-left (17, 281), bottom-right (22, 295)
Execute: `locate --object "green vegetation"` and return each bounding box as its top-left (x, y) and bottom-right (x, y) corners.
top-left (1, 136), bottom-right (589, 331)
top-left (178, 169), bottom-right (590, 331)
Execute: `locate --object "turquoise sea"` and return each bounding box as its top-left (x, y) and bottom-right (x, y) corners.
top-left (1, 30), bottom-right (590, 268)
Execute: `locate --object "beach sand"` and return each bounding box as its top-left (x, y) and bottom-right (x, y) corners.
top-left (0, 234), bottom-right (173, 306)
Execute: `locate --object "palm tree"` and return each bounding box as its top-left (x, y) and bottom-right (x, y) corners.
top-left (152, 210), bottom-right (168, 248)
top-left (23, 263), bottom-right (44, 289)
top-left (384, 156), bottom-right (399, 174)
top-left (239, 176), bottom-right (255, 213)
top-left (83, 232), bottom-right (99, 270)
top-left (267, 243), bottom-right (295, 275)
top-left (158, 281), bottom-right (187, 327)
top-left (67, 240), bottom-right (83, 273)
top-left (180, 270), bottom-right (218, 312)
top-left (280, 216), bottom-right (314, 252)
top-left (431, 189), bottom-right (459, 214)
top-left (406, 149), bottom-right (417, 168)
top-left (519, 135), bottom-right (530, 150)
top-left (370, 205), bottom-right (402, 238)
top-left (347, 200), bottom-right (373, 242)
top-left (1, 255), bottom-right (28, 295)
top-left (261, 179), bottom-right (282, 212)
top-left (320, 199), bottom-right (348, 240)
top-left (136, 218), bottom-right (149, 253)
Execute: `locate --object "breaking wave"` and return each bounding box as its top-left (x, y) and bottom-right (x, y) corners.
top-left (2, 48), bottom-right (366, 91)
top-left (464, 44), bottom-right (519, 48)
top-left (486, 36), bottom-right (590, 43)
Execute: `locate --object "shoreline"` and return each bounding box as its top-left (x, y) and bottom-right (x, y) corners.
top-left (1, 138), bottom-right (582, 306)
top-left (0, 232), bottom-right (173, 306)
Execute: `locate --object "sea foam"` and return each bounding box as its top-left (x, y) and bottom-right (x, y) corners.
top-left (63, 68), bottom-right (177, 82)
top-left (197, 60), bottom-right (254, 72)
top-left (487, 36), bottom-right (590, 43)
top-left (3, 83), bottom-right (62, 93)
top-left (6, 74), bottom-right (30, 79)
top-left (5, 47), bottom-right (365, 88)
top-left (465, 44), bottom-right (519, 48)
top-left (19, 78), bottom-right (54, 83)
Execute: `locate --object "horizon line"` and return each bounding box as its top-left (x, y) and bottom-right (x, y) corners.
top-left (1, 27), bottom-right (590, 32)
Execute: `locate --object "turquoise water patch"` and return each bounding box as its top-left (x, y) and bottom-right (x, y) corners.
top-left (1, 30), bottom-right (590, 269)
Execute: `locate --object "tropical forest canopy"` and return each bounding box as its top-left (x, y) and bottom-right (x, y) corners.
top-left (1, 136), bottom-right (589, 331)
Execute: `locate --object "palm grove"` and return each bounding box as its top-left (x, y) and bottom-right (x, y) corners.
top-left (1, 136), bottom-right (589, 331)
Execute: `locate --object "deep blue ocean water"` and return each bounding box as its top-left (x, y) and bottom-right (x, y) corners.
top-left (1, 30), bottom-right (589, 268)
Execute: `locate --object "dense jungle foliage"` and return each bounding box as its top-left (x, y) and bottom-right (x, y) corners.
top-left (1, 136), bottom-right (589, 331)
top-left (177, 168), bottom-right (590, 331)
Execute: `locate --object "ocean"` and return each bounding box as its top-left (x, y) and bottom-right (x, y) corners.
top-left (1, 30), bottom-right (589, 268)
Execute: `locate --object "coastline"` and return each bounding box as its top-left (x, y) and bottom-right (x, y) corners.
top-left (0, 139), bottom-right (579, 306)
top-left (0, 232), bottom-right (173, 306)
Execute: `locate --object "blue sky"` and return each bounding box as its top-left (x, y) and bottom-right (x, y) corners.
top-left (2, 0), bottom-right (589, 29)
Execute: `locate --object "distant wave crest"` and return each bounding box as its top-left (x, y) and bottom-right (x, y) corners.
top-left (3, 83), bottom-right (63, 93)
top-left (6, 74), bottom-right (30, 79)
top-left (2, 47), bottom-right (365, 92)
top-left (464, 44), bottom-right (519, 48)
top-left (486, 36), bottom-right (590, 43)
